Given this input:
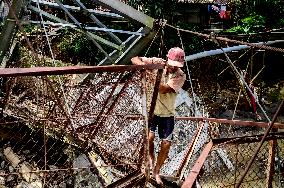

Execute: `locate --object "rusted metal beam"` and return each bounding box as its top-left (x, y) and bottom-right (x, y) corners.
top-left (236, 99), bottom-right (284, 188)
top-left (175, 121), bottom-right (204, 178)
top-left (0, 64), bottom-right (164, 77)
top-left (141, 70), bottom-right (150, 181)
top-left (94, 0), bottom-right (154, 29)
top-left (71, 87), bottom-right (91, 116)
top-left (176, 116), bottom-right (284, 129)
top-left (106, 169), bottom-right (141, 188)
top-left (265, 138), bottom-right (277, 188)
top-left (0, 0), bottom-right (24, 67)
top-left (212, 132), bottom-right (284, 145)
top-left (148, 69), bottom-right (163, 125)
top-left (43, 77), bottom-right (74, 131)
top-left (181, 141), bottom-right (214, 188)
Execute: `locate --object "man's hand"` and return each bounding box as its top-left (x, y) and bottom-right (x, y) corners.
top-left (131, 56), bottom-right (144, 65)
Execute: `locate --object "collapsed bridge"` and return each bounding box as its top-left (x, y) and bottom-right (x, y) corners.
top-left (0, 0), bottom-right (284, 188)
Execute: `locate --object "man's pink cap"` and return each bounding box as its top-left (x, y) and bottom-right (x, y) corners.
top-left (166, 47), bottom-right (185, 68)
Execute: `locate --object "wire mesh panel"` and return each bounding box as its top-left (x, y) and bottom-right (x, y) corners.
top-left (0, 66), bottom-right (158, 188)
top-left (197, 137), bottom-right (284, 188)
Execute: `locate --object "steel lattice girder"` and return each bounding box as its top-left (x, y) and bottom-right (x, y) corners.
top-left (26, 0), bottom-right (156, 66)
top-left (0, 0), bottom-right (157, 71)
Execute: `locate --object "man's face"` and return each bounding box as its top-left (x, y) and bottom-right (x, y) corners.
top-left (166, 64), bottom-right (179, 73)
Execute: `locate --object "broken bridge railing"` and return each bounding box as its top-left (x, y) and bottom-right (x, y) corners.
top-left (0, 64), bottom-right (283, 188)
top-left (179, 110), bottom-right (284, 188)
top-left (0, 64), bottom-right (164, 187)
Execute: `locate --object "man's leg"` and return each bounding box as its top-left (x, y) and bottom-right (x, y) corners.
top-left (153, 139), bottom-right (171, 185)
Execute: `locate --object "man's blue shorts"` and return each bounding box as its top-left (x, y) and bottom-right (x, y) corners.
top-left (149, 115), bottom-right (175, 141)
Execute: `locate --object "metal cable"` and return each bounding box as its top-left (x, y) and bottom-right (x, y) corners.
top-left (166, 23), bottom-right (284, 53)
top-left (177, 29), bottom-right (198, 116)
top-left (144, 21), bottom-right (163, 57)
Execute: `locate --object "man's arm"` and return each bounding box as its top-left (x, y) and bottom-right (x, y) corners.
top-left (131, 56), bottom-right (172, 93)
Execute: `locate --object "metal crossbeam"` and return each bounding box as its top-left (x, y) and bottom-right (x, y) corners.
top-left (94, 0), bottom-right (154, 29)
top-left (0, 0), bottom-right (24, 67)
top-left (0, 64), bottom-right (164, 77)
top-left (73, 0), bottom-right (122, 44)
top-left (30, 0), bottom-right (123, 19)
top-left (24, 21), bottom-right (144, 35)
top-left (176, 116), bottom-right (284, 129)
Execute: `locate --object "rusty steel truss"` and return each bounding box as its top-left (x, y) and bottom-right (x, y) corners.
top-left (1, 0), bottom-right (284, 188)
top-left (0, 65), bottom-right (283, 188)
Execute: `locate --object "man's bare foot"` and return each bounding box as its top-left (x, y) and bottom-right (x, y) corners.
top-left (155, 173), bottom-right (163, 185)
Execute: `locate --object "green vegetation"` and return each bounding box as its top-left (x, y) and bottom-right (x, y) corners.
top-left (225, 0), bottom-right (284, 33)
top-left (226, 14), bottom-right (266, 34)
top-left (56, 29), bottom-right (98, 65)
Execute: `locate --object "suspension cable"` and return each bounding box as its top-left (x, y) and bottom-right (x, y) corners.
top-left (166, 23), bottom-right (284, 53)
top-left (144, 20), bottom-right (165, 57)
top-left (177, 29), bottom-right (198, 116)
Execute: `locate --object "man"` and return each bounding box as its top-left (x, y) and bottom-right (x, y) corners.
top-left (131, 47), bottom-right (186, 185)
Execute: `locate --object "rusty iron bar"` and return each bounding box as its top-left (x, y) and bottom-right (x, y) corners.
top-left (175, 121), bottom-right (204, 178)
top-left (0, 64), bottom-right (164, 77)
top-left (141, 70), bottom-right (150, 182)
top-left (148, 69), bottom-right (163, 125)
top-left (3, 0), bottom-right (41, 64)
top-left (176, 116), bottom-right (284, 129)
top-left (265, 138), bottom-right (277, 188)
top-left (106, 169), bottom-right (141, 188)
top-left (4, 115), bottom-right (284, 129)
top-left (181, 141), bottom-right (214, 188)
top-left (124, 173), bottom-right (145, 188)
top-left (236, 99), bottom-right (284, 188)
top-left (0, 114), bottom-right (144, 126)
top-left (148, 177), bottom-right (173, 188)
top-left (212, 132), bottom-right (284, 145)
top-left (233, 144), bottom-right (239, 186)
